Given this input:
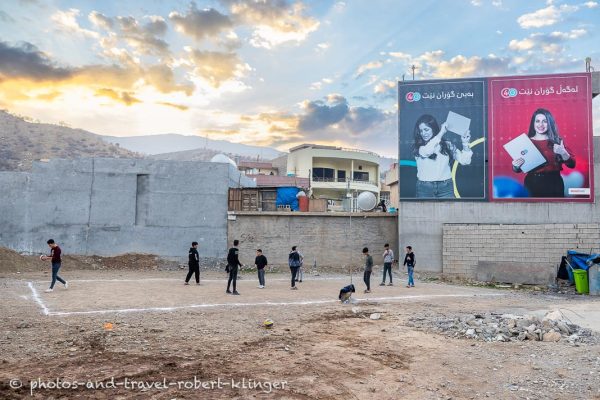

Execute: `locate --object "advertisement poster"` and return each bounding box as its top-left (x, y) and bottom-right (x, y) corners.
top-left (398, 79), bottom-right (487, 200)
top-left (489, 73), bottom-right (594, 201)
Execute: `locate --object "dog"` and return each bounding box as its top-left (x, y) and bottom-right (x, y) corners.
top-left (339, 284), bottom-right (356, 303)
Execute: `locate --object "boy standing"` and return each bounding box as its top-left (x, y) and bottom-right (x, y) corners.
top-left (255, 249), bottom-right (268, 288)
top-left (226, 239), bottom-right (243, 295)
top-left (41, 239), bottom-right (68, 292)
top-left (403, 246), bottom-right (415, 288)
top-left (288, 246), bottom-right (302, 290)
top-left (380, 243), bottom-right (394, 286)
top-left (185, 242), bottom-right (200, 285)
top-left (362, 247), bottom-right (373, 293)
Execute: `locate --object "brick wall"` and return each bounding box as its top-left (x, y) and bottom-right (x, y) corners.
top-left (443, 223), bottom-right (600, 278)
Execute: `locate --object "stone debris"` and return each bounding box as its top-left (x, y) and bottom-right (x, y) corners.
top-left (406, 310), bottom-right (598, 344)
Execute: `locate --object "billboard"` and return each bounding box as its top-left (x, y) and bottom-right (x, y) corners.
top-left (398, 79), bottom-right (487, 200)
top-left (489, 73), bottom-right (594, 201)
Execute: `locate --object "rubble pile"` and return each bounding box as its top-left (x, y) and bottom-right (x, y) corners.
top-left (407, 310), bottom-right (598, 344)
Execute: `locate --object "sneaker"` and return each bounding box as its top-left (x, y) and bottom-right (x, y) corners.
top-left (232, 291), bottom-right (240, 295)
top-left (184, 282), bottom-right (190, 285)
top-left (406, 285), bottom-right (411, 288)
top-left (291, 286), bottom-right (298, 290)
top-left (379, 282), bottom-right (385, 286)
top-left (45, 288), bottom-right (53, 293)
top-left (64, 282), bottom-right (69, 289)
top-left (226, 290), bottom-right (232, 294)
top-left (298, 280), bottom-right (302, 283)
top-left (387, 283), bottom-right (393, 286)
top-left (410, 285), bottom-right (415, 287)
top-left (196, 283), bottom-right (201, 285)
top-left (257, 285), bottom-right (263, 288)
top-left (364, 289), bottom-right (371, 293)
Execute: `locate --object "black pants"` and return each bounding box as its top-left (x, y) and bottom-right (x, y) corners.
top-left (227, 266), bottom-right (238, 291)
top-left (185, 263), bottom-right (200, 283)
top-left (382, 262), bottom-right (392, 283)
top-left (524, 171), bottom-right (564, 197)
top-left (363, 270), bottom-right (371, 290)
top-left (290, 266), bottom-right (299, 287)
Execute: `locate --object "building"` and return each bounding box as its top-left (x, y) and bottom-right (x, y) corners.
top-left (237, 161), bottom-right (278, 176)
top-left (286, 144), bottom-right (380, 205)
top-left (383, 162), bottom-right (399, 209)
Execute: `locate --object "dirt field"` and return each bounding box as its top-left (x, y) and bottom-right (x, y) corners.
top-left (1, 257), bottom-right (600, 399)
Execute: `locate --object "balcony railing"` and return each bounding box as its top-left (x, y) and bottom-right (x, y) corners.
top-left (311, 177), bottom-right (378, 186)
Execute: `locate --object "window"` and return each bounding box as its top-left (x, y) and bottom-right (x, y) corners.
top-left (353, 171), bottom-right (369, 182)
top-left (312, 168), bottom-right (334, 181)
top-left (337, 170), bottom-right (346, 182)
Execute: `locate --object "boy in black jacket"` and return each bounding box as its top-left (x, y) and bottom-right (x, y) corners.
top-left (226, 239), bottom-right (243, 295)
top-left (403, 246), bottom-right (415, 288)
top-left (185, 242), bottom-right (200, 285)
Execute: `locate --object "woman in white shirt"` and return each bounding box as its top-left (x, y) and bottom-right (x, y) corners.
top-left (413, 114), bottom-right (472, 198)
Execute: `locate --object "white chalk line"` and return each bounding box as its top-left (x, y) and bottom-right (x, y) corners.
top-left (39, 293), bottom-right (506, 317)
top-left (33, 276), bottom-right (356, 283)
top-left (27, 281), bottom-right (49, 316)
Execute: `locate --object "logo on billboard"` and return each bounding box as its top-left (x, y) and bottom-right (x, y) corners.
top-left (500, 88), bottom-right (518, 98)
top-left (405, 92), bottom-right (421, 102)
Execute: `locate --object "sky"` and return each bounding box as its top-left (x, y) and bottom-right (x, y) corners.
top-left (0, 0), bottom-right (599, 157)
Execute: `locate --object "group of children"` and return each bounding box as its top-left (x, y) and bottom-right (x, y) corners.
top-left (39, 238), bottom-right (416, 298)
top-left (185, 239), bottom-right (417, 298)
top-left (360, 244), bottom-right (416, 293)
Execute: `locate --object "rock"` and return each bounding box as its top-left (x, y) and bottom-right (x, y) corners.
top-left (556, 322), bottom-right (570, 335)
top-left (370, 313), bottom-right (381, 320)
top-left (466, 329), bottom-right (476, 336)
top-left (17, 322), bottom-right (32, 329)
top-left (507, 319), bottom-right (517, 329)
top-left (543, 331), bottom-right (561, 342)
top-left (495, 334), bottom-right (509, 342)
top-left (543, 310), bottom-right (563, 322)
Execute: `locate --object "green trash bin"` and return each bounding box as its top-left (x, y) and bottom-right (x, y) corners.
top-left (572, 269), bottom-right (589, 294)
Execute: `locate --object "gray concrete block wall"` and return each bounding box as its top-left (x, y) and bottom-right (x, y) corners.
top-left (400, 137), bottom-right (600, 272)
top-left (227, 212), bottom-right (399, 269)
top-left (0, 158), bottom-right (231, 261)
top-left (443, 223), bottom-right (600, 278)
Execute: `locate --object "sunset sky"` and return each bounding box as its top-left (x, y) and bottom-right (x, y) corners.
top-left (1, 0), bottom-right (599, 157)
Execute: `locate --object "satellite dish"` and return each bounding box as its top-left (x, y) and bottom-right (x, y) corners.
top-left (210, 154), bottom-right (237, 168)
top-left (357, 192), bottom-right (377, 211)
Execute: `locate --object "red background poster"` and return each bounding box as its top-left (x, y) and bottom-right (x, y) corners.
top-left (489, 73), bottom-right (593, 202)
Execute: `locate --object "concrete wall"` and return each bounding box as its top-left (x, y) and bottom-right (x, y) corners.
top-left (227, 211), bottom-right (398, 269)
top-left (0, 158), bottom-right (233, 260)
top-left (399, 137), bottom-right (600, 272)
top-left (443, 223), bottom-right (600, 278)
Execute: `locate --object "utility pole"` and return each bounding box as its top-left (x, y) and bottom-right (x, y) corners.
top-left (411, 65), bottom-right (417, 80)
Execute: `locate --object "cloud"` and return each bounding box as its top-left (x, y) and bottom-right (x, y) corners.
top-left (374, 79), bottom-right (396, 96)
top-left (188, 49), bottom-right (249, 87)
top-left (298, 95), bottom-right (349, 131)
top-left (0, 41), bottom-right (73, 81)
top-left (517, 4), bottom-right (578, 29)
top-left (221, 0), bottom-right (319, 48)
top-left (158, 101), bottom-right (189, 111)
top-left (584, 1), bottom-right (598, 8)
top-left (355, 60), bottom-right (383, 78)
top-left (115, 15), bottom-right (170, 56)
top-left (51, 8), bottom-right (99, 38)
top-left (145, 64), bottom-right (194, 95)
top-left (0, 10), bottom-right (15, 23)
top-left (94, 88), bottom-right (141, 105)
top-left (88, 10), bottom-right (114, 30)
top-left (508, 29), bottom-right (587, 53)
top-left (298, 94), bottom-right (388, 135)
top-left (169, 3), bottom-right (233, 41)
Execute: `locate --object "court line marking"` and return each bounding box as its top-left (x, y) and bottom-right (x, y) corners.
top-left (25, 281), bottom-right (506, 316)
top-left (32, 277), bottom-right (358, 283)
top-left (27, 282), bottom-right (49, 316)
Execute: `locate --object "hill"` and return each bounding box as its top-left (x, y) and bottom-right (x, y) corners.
top-left (102, 133), bottom-right (284, 159)
top-left (0, 110), bottom-right (138, 171)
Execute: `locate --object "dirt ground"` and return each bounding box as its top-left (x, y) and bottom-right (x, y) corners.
top-left (1, 252), bottom-right (600, 399)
